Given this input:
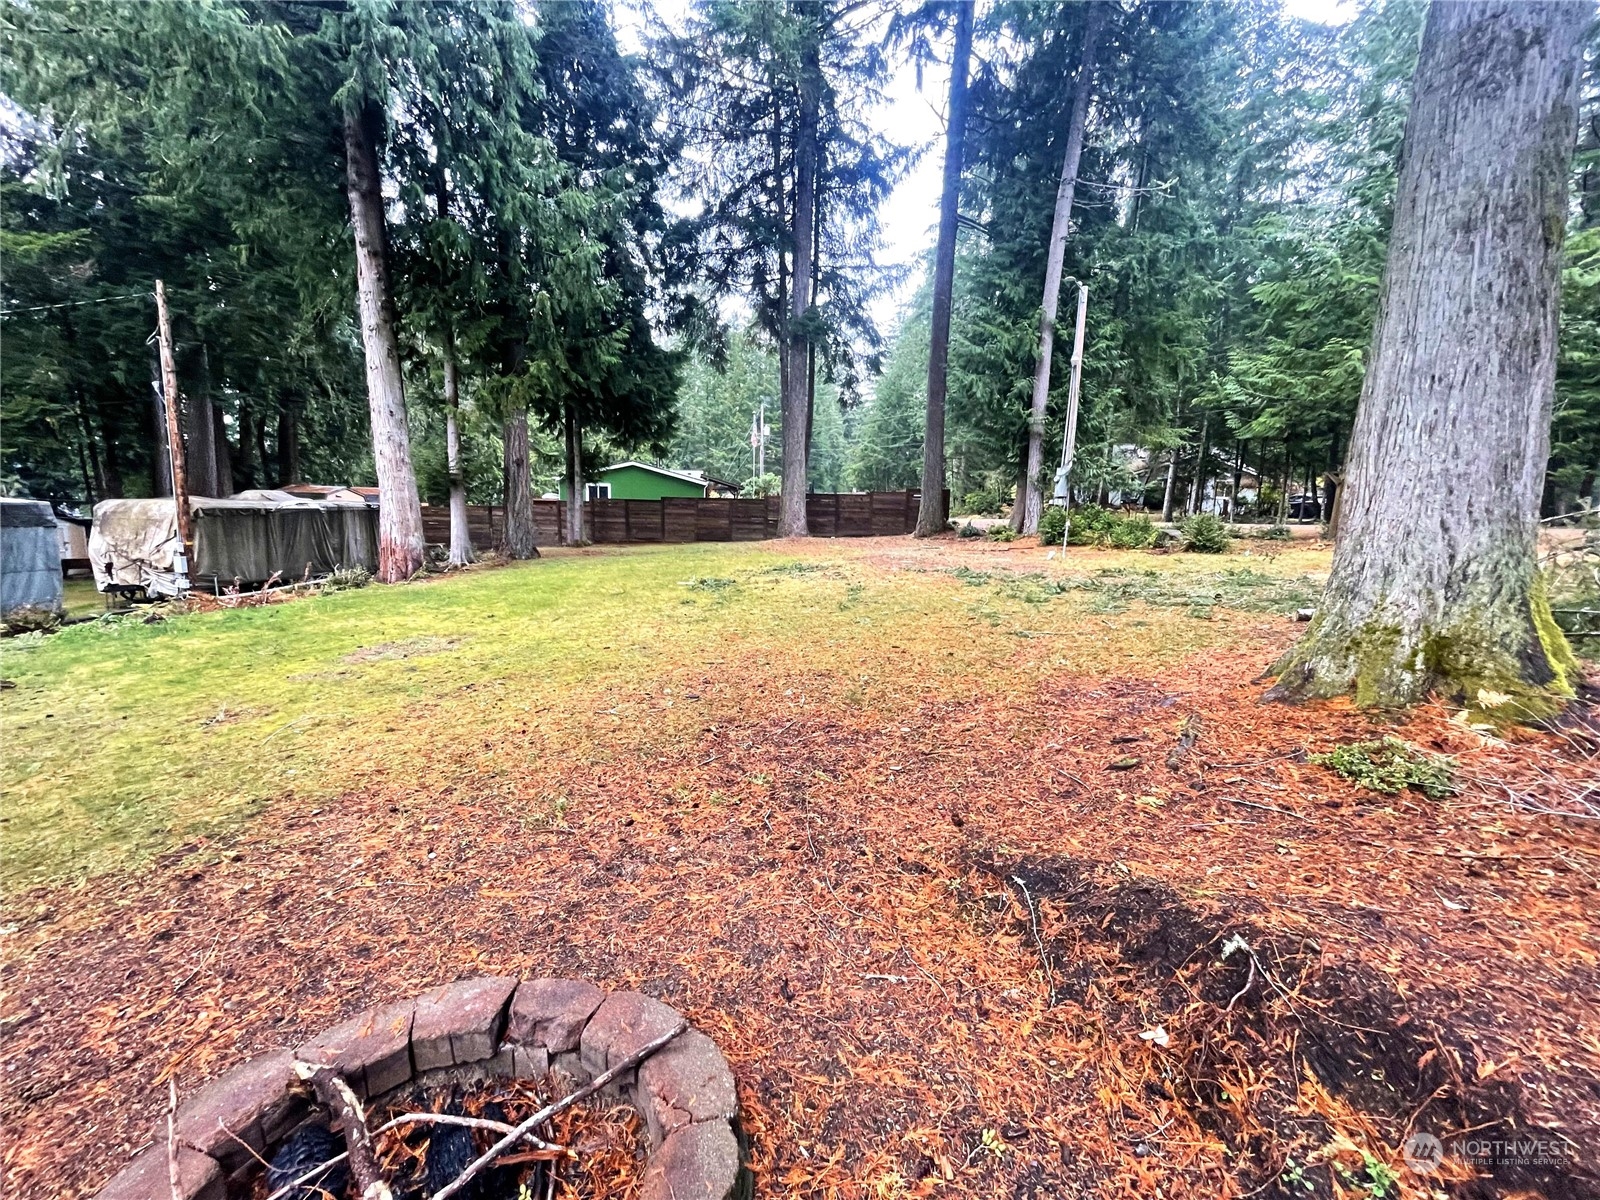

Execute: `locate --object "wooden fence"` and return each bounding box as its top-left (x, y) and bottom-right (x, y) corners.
top-left (420, 489), bottom-right (945, 550)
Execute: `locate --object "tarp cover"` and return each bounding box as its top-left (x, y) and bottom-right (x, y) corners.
top-left (90, 495), bottom-right (378, 597)
top-left (1, 499), bottom-right (65, 616)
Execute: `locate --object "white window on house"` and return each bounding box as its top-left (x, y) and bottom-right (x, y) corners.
top-left (585, 483), bottom-right (611, 501)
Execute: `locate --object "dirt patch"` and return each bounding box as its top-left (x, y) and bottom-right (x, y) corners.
top-left (342, 636), bottom-right (465, 664)
top-left (976, 853), bottom-right (1595, 1198)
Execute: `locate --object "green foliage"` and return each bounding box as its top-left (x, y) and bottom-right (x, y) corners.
top-left (1250, 523), bottom-right (1294, 541)
top-left (657, 1), bottom-right (902, 397)
top-left (1037, 506), bottom-right (1068, 544)
top-left (846, 309), bottom-right (927, 491)
top-left (954, 487), bottom-right (1008, 518)
top-left (743, 473), bottom-right (781, 498)
top-left (987, 526), bottom-right (1018, 543)
top-left (1179, 513), bottom-right (1231, 554)
top-left (0, 0), bottom-right (681, 512)
top-left (1309, 737), bottom-right (1456, 799)
top-left (1107, 515), bottom-right (1159, 549)
top-left (1039, 504), bottom-right (1161, 550)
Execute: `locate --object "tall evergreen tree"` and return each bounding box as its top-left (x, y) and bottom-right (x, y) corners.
top-left (1272, 0), bottom-right (1586, 718)
top-left (659, 0), bottom-right (900, 536)
top-left (913, 0), bottom-right (974, 537)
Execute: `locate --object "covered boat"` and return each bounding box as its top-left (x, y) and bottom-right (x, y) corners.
top-left (89, 490), bottom-right (377, 598)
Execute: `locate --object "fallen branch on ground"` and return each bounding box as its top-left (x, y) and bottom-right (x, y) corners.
top-left (1011, 875), bottom-right (1055, 1000)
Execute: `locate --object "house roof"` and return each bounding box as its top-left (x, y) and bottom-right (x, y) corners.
top-left (597, 461), bottom-right (727, 489)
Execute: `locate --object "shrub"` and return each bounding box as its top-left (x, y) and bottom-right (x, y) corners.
top-left (955, 488), bottom-right (1007, 517)
top-left (1180, 513), bottom-right (1231, 553)
top-left (1048, 505), bottom-right (1159, 549)
top-left (987, 525), bottom-right (1017, 542)
top-left (1250, 523), bottom-right (1292, 541)
top-left (1067, 504), bottom-right (1114, 545)
top-left (1107, 514), bottom-right (1158, 549)
top-left (1310, 737), bottom-right (1455, 799)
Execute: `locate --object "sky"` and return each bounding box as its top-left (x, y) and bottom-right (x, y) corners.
top-left (619, 0), bottom-right (1359, 338)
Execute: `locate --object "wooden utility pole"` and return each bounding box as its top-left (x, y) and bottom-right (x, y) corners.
top-left (154, 280), bottom-right (191, 549)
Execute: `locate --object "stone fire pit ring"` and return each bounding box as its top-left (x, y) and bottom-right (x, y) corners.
top-left (96, 976), bottom-right (744, 1200)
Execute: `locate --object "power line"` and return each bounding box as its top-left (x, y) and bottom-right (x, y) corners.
top-left (0, 290), bottom-right (151, 317)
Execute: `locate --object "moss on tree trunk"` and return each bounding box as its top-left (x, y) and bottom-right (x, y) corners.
top-left (1271, 0), bottom-right (1586, 722)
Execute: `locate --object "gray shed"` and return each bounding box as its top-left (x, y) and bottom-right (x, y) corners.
top-left (2, 499), bottom-right (65, 617)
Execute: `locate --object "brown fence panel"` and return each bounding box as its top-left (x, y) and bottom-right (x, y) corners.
top-left (531, 501), bottom-right (562, 546)
top-left (424, 492), bottom-right (938, 548)
top-left (694, 499), bottom-right (734, 541)
top-left (590, 500), bottom-right (628, 543)
top-left (422, 504), bottom-right (503, 549)
top-left (731, 499), bottom-right (769, 541)
top-left (805, 493), bottom-right (838, 537)
top-left (662, 497), bottom-right (700, 542)
top-left (834, 492), bottom-right (871, 536)
top-left (626, 499), bottom-right (664, 542)
top-left (870, 490), bottom-right (909, 536)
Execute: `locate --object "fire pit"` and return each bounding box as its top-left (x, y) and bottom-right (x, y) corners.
top-left (94, 978), bottom-right (743, 1200)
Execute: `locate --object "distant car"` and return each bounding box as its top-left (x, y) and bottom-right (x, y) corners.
top-left (1287, 493), bottom-right (1322, 521)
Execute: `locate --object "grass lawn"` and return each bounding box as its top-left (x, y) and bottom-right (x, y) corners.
top-left (1, 540), bottom-right (1326, 893)
top-left (60, 576), bottom-right (105, 620)
top-left (3, 536), bottom-right (1596, 1199)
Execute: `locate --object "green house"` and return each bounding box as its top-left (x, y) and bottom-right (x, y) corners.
top-left (558, 461), bottom-right (741, 501)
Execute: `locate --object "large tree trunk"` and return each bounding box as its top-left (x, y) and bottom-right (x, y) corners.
top-left (344, 100), bottom-right (425, 583)
top-left (212, 404), bottom-right (233, 497)
top-left (917, 0), bottom-right (974, 538)
top-left (1186, 411), bottom-right (1209, 516)
top-left (778, 32), bottom-right (820, 538)
top-left (443, 346), bottom-right (474, 565)
top-left (563, 402), bottom-right (586, 546)
top-left (202, 345), bottom-right (231, 496)
top-left (234, 399), bottom-right (255, 490)
top-left (183, 370), bottom-right (218, 498)
top-left (502, 408), bottom-right (539, 560)
top-left (255, 415), bottom-right (273, 487)
top-left (276, 404), bottom-right (300, 486)
top-left (433, 162), bottom-right (473, 567)
top-left (1018, 0), bottom-right (1103, 535)
top-left (1272, 0), bottom-right (1584, 720)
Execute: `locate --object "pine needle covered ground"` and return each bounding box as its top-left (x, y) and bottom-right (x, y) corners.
top-left (2, 537), bottom-right (1597, 1198)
